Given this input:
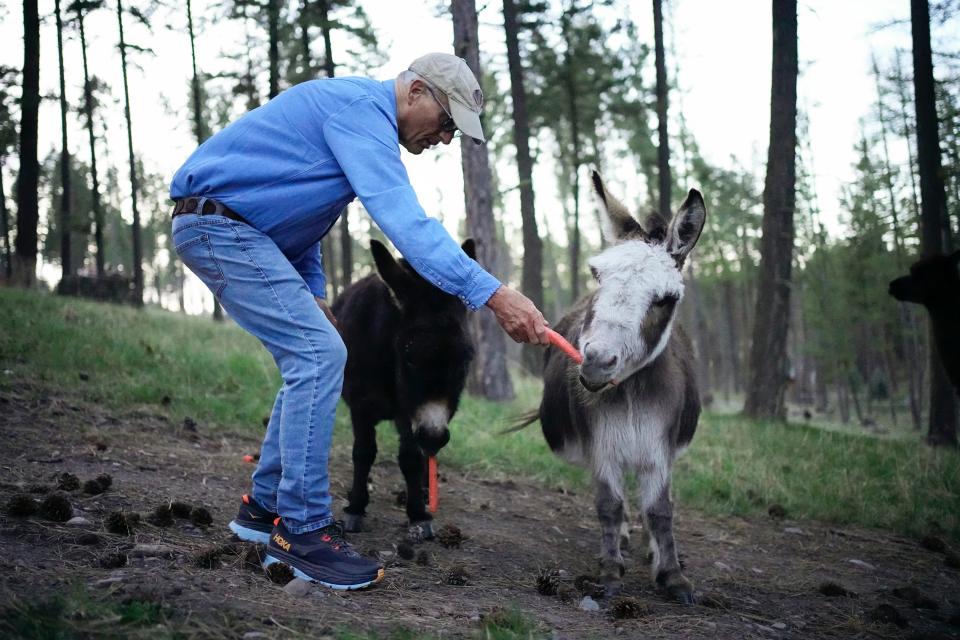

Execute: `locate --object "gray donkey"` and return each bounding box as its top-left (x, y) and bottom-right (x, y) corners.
top-left (516, 171), bottom-right (705, 604)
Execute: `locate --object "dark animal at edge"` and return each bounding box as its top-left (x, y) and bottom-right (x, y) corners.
top-left (889, 250), bottom-right (960, 396)
top-left (332, 239), bottom-right (476, 537)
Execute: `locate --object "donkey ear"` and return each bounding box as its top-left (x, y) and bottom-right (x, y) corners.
top-left (371, 239), bottom-right (413, 299)
top-left (461, 238), bottom-right (477, 261)
top-left (667, 189), bottom-right (706, 267)
top-left (591, 170), bottom-right (645, 243)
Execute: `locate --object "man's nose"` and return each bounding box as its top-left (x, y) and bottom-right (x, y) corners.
top-left (440, 130), bottom-right (455, 145)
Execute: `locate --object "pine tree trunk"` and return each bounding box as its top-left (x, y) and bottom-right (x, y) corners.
top-left (76, 6), bottom-right (105, 277)
top-left (186, 0), bottom-right (222, 320)
top-left (895, 52), bottom-right (923, 230)
top-left (452, 0), bottom-right (514, 401)
top-left (268, 0), bottom-right (280, 99)
top-left (722, 279), bottom-right (740, 398)
top-left (55, 0), bottom-right (73, 279)
top-left (911, 0), bottom-right (957, 446)
top-left (687, 263), bottom-right (712, 402)
top-left (14, 0), bottom-right (41, 288)
top-left (744, 0), bottom-right (798, 421)
top-left (0, 157), bottom-right (10, 280)
top-left (299, 0), bottom-right (312, 81)
top-left (314, 0), bottom-right (343, 297)
top-left (653, 0), bottom-right (671, 217)
top-left (117, 0), bottom-right (143, 306)
top-left (503, 0), bottom-right (544, 375)
top-left (560, 8), bottom-right (581, 303)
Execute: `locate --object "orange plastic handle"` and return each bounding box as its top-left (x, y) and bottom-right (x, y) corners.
top-left (428, 456), bottom-right (439, 513)
top-left (546, 328), bottom-right (583, 364)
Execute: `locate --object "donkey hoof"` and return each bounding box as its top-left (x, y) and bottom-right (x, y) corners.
top-left (666, 583), bottom-right (696, 605)
top-left (342, 513), bottom-right (364, 533)
top-left (407, 520), bottom-right (435, 542)
top-left (603, 581), bottom-right (623, 598)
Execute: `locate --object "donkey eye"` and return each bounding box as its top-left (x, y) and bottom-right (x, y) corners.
top-left (653, 295), bottom-right (678, 308)
top-left (590, 266), bottom-right (601, 283)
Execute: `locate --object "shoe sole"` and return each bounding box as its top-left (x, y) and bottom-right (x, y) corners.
top-left (262, 551), bottom-right (385, 591)
top-left (229, 520), bottom-right (272, 545)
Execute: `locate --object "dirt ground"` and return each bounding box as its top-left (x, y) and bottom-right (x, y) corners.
top-left (1, 381), bottom-right (958, 639)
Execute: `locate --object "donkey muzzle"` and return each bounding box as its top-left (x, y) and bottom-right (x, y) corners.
top-left (413, 401), bottom-right (452, 455)
top-left (579, 344), bottom-right (620, 391)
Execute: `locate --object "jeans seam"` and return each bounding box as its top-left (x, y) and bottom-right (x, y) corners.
top-left (285, 515), bottom-right (335, 535)
top-left (231, 225), bottom-right (325, 526)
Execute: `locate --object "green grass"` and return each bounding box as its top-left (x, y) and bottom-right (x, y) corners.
top-left (2, 288), bottom-right (958, 540)
top-left (0, 585), bottom-right (172, 639)
top-left (0, 288), bottom-right (279, 429)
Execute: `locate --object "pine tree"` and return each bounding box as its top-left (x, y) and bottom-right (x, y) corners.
top-left (14, 0), bottom-right (41, 287)
top-left (910, 0), bottom-right (957, 446)
top-left (744, 0), bottom-right (799, 421)
top-left (453, 0), bottom-right (514, 401)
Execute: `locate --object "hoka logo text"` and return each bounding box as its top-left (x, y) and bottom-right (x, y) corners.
top-left (272, 534), bottom-right (291, 551)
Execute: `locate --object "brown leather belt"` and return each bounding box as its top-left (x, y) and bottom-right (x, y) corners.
top-left (171, 197), bottom-right (246, 223)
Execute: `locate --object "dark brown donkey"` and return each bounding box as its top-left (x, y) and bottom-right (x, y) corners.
top-left (333, 239), bottom-right (475, 538)
top-left (515, 171), bottom-right (705, 604)
top-left (889, 250), bottom-right (960, 396)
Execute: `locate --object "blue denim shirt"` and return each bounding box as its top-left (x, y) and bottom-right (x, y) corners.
top-left (170, 77), bottom-right (501, 309)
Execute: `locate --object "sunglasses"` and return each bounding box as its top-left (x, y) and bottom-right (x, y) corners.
top-left (424, 84), bottom-right (459, 135)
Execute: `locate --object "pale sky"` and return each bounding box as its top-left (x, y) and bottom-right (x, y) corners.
top-left (0, 0), bottom-right (953, 313)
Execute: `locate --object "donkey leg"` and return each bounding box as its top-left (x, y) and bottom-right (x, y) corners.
top-left (397, 425), bottom-right (433, 538)
top-left (639, 469), bottom-right (694, 604)
top-left (343, 409), bottom-right (377, 532)
top-left (595, 476), bottom-right (626, 597)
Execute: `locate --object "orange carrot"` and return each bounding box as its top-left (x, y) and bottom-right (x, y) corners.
top-left (546, 328), bottom-right (583, 364)
top-left (428, 456), bottom-right (439, 513)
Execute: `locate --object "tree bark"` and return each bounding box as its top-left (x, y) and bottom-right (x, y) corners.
top-left (452, 0), bottom-right (514, 401)
top-left (55, 0), bottom-right (73, 279)
top-left (117, 0), bottom-right (143, 305)
top-left (744, 0), bottom-right (798, 421)
top-left (911, 0), bottom-right (957, 446)
top-left (503, 0), bottom-right (543, 374)
top-left (0, 157), bottom-right (10, 280)
top-left (314, 0), bottom-right (352, 291)
top-left (268, 0), bottom-right (280, 99)
top-left (76, 4), bottom-right (105, 277)
top-left (560, 7), bottom-right (581, 303)
top-left (653, 0), bottom-right (671, 217)
top-left (14, 0), bottom-right (41, 288)
top-left (186, 0), bottom-right (223, 320)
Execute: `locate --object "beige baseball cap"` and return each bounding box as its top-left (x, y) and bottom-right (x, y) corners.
top-left (409, 53), bottom-right (486, 144)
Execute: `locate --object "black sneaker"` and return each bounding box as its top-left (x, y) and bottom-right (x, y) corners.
top-left (228, 494), bottom-right (277, 544)
top-left (264, 519), bottom-right (384, 590)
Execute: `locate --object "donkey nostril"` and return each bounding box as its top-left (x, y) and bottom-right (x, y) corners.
top-left (603, 354), bottom-right (619, 369)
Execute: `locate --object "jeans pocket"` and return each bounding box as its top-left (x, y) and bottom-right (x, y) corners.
top-left (175, 234), bottom-right (227, 298)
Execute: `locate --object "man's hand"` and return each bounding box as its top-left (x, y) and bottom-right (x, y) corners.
top-left (316, 297), bottom-right (338, 330)
top-left (485, 285), bottom-right (550, 345)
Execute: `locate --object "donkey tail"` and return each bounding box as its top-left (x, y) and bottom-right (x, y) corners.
top-left (499, 408), bottom-right (541, 435)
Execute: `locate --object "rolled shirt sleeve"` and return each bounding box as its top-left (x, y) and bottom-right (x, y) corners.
top-left (289, 242), bottom-right (327, 299)
top-left (322, 98), bottom-right (501, 310)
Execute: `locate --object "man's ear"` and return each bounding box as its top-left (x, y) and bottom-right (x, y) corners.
top-left (407, 78), bottom-right (427, 105)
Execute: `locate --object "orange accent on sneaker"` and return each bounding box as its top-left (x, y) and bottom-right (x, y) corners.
top-left (273, 517), bottom-right (280, 526)
top-left (242, 494), bottom-right (250, 505)
top-left (375, 568), bottom-right (385, 583)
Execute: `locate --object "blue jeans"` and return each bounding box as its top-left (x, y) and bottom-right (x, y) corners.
top-left (172, 212), bottom-right (345, 534)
